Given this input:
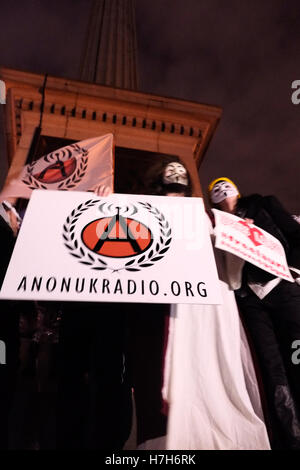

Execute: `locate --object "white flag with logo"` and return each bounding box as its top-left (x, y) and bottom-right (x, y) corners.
top-left (0, 134), bottom-right (114, 200)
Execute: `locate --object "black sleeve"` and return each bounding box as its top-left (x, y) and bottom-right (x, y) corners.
top-left (0, 215), bottom-right (15, 288)
top-left (262, 195), bottom-right (300, 269)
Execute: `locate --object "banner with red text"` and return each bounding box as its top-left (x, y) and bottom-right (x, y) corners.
top-left (212, 208), bottom-right (294, 282)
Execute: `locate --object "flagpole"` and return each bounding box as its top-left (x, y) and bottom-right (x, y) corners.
top-left (16, 74), bottom-right (48, 213)
top-left (26, 73), bottom-right (48, 164)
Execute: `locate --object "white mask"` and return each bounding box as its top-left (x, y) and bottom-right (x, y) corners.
top-left (210, 181), bottom-right (239, 204)
top-left (163, 162), bottom-right (188, 186)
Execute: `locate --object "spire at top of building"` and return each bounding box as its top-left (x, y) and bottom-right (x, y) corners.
top-left (80, 0), bottom-right (139, 90)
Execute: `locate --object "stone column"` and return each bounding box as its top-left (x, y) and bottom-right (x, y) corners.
top-left (80, 0), bottom-right (139, 90)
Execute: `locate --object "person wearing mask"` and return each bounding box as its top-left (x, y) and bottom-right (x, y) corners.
top-left (131, 162), bottom-right (269, 450)
top-left (208, 177), bottom-right (300, 449)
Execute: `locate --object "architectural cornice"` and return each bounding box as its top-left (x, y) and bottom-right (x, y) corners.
top-left (0, 67), bottom-right (222, 196)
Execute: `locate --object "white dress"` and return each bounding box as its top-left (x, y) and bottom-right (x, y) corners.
top-left (139, 216), bottom-right (270, 450)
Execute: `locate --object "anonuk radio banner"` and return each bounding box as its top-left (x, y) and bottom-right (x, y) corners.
top-left (212, 208), bottom-right (294, 282)
top-left (0, 190), bottom-right (223, 304)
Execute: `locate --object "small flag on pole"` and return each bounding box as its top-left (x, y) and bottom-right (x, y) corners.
top-left (0, 134), bottom-right (114, 200)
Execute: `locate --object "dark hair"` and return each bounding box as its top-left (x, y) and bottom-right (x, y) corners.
top-left (135, 156), bottom-right (193, 197)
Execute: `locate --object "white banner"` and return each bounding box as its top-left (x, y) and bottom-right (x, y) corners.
top-left (0, 134), bottom-right (113, 200)
top-left (212, 208), bottom-right (294, 282)
top-left (0, 191), bottom-right (223, 304)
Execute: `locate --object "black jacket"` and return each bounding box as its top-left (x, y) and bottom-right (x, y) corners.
top-left (236, 194), bottom-right (300, 283)
top-left (0, 214), bottom-right (15, 289)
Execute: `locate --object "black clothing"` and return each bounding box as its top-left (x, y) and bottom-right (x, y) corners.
top-left (235, 194), bottom-right (300, 449)
top-left (0, 214), bottom-right (15, 288)
top-left (238, 282), bottom-right (300, 448)
top-left (0, 214), bottom-right (19, 449)
top-left (127, 303), bottom-right (169, 445)
top-left (236, 194), bottom-right (300, 284)
top-left (57, 301), bottom-right (169, 449)
top-left (57, 302), bottom-right (132, 450)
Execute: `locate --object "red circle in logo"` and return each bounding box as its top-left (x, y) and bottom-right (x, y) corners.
top-left (34, 157), bottom-right (77, 183)
top-left (81, 217), bottom-right (153, 258)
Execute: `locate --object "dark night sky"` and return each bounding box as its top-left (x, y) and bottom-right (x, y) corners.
top-left (0, 0), bottom-right (300, 212)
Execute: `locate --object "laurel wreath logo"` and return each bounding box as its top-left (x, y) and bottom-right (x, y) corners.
top-left (62, 199), bottom-right (108, 270)
top-left (123, 202), bottom-right (172, 272)
top-left (22, 144), bottom-right (89, 190)
top-left (63, 200), bottom-right (172, 272)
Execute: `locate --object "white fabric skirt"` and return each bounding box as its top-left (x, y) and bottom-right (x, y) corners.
top-left (162, 278), bottom-right (270, 450)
